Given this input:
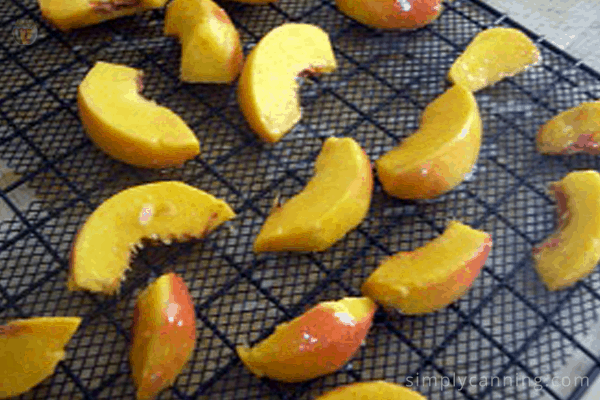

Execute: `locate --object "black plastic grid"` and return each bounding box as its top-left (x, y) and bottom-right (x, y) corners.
top-left (1, 0), bottom-right (600, 399)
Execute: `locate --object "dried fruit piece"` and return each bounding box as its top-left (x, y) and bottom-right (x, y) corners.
top-left (335, 0), bottom-right (443, 30)
top-left (537, 102), bottom-right (600, 154)
top-left (315, 381), bottom-right (427, 400)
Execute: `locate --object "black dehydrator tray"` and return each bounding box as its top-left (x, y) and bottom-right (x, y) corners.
top-left (2, 0), bottom-right (600, 399)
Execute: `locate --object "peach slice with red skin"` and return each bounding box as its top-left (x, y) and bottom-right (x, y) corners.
top-left (335, 0), bottom-right (443, 30)
top-left (532, 170), bottom-right (600, 291)
top-left (315, 381), bottom-right (427, 400)
top-left (130, 273), bottom-right (196, 400)
top-left (69, 181), bottom-right (235, 294)
top-left (362, 220), bottom-right (492, 315)
top-left (236, 297), bottom-right (376, 382)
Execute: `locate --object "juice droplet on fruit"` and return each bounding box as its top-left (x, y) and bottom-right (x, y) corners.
top-left (396, 0), bottom-right (412, 12)
top-left (139, 204), bottom-right (153, 225)
top-left (334, 311), bottom-right (356, 326)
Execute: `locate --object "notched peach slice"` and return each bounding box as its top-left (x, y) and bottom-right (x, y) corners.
top-left (238, 23), bottom-right (337, 143)
top-left (78, 61), bottom-right (200, 168)
top-left (69, 181), bottom-right (235, 294)
top-left (532, 170), bottom-right (600, 290)
top-left (315, 381), bottom-right (427, 400)
top-left (449, 27), bottom-right (541, 92)
top-left (254, 137), bottom-right (373, 252)
top-left (362, 220), bottom-right (492, 315)
top-left (0, 317), bottom-right (81, 399)
top-left (236, 297), bottom-right (376, 382)
top-left (336, 0), bottom-right (443, 30)
top-left (537, 102), bottom-right (600, 154)
top-left (376, 85), bottom-right (482, 199)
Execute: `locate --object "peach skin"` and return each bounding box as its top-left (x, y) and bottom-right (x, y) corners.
top-left (532, 170), bottom-right (600, 291)
top-left (336, 0), bottom-right (443, 30)
top-left (130, 273), bottom-right (196, 400)
top-left (376, 84), bottom-right (481, 200)
top-left (236, 297), bottom-right (376, 382)
top-left (362, 220), bottom-right (492, 315)
top-left (253, 137), bottom-right (373, 252)
top-left (315, 381), bottom-right (427, 400)
top-left (68, 181), bottom-right (235, 294)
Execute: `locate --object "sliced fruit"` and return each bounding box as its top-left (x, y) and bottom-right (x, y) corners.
top-left (532, 170), bottom-right (600, 290)
top-left (336, 0), bottom-right (443, 30)
top-left (362, 220), bottom-right (492, 315)
top-left (164, 0), bottom-right (244, 83)
top-left (449, 27), bottom-right (541, 92)
top-left (39, 0), bottom-right (168, 32)
top-left (69, 181), bottom-right (235, 294)
top-left (537, 102), bottom-right (600, 155)
top-left (236, 297), bottom-right (376, 382)
top-left (315, 381), bottom-right (427, 400)
top-left (0, 317), bottom-right (81, 399)
top-left (376, 84), bottom-right (481, 199)
top-left (78, 61), bottom-right (200, 168)
top-left (237, 23), bottom-right (337, 143)
top-left (254, 137), bottom-right (373, 252)
top-left (130, 273), bottom-right (196, 400)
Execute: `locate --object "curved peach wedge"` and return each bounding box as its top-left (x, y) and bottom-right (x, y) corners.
top-left (0, 317), bottom-right (81, 399)
top-left (254, 137), bottom-right (373, 252)
top-left (164, 0), bottom-right (244, 83)
top-left (78, 61), bottom-right (200, 168)
top-left (362, 220), bottom-right (492, 315)
top-left (237, 23), bottom-right (337, 143)
top-left (537, 102), bottom-right (600, 155)
top-left (449, 27), bottom-right (541, 92)
top-left (335, 0), bottom-right (443, 30)
top-left (236, 297), bottom-right (376, 382)
top-left (376, 85), bottom-right (481, 200)
top-left (130, 273), bottom-right (196, 400)
top-left (69, 181), bottom-right (235, 294)
top-left (315, 381), bottom-right (427, 400)
top-left (532, 170), bottom-right (600, 291)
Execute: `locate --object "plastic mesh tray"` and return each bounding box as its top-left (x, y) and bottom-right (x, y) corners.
top-left (2, 0), bottom-right (600, 399)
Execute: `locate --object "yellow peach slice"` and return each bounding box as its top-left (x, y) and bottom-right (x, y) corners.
top-left (315, 381), bottom-right (427, 400)
top-left (376, 84), bottom-right (481, 200)
top-left (448, 27), bottom-right (541, 92)
top-left (336, 0), bottom-right (443, 30)
top-left (362, 220), bottom-right (492, 315)
top-left (254, 137), bottom-right (373, 252)
top-left (38, 0), bottom-right (167, 32)
top-left (69, 181), bottom-right (235, 294)
top-left (0, 317), bottom-right (81, 399)
top-left (78, 61), bottom-right (200, 168)
top-left (237, 23), bottom-right (337, 143)
top-left (537, 102), bottom-right (600, 155)
top-left (532, 170), bottom-right (600, 291)
top-left (164, 0), bottom-right (244, 83)
top-left (236, 297), bottom-right (376, 382)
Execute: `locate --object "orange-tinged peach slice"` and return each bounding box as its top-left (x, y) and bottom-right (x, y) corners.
top-left (532, 170), bottom-right (600, 291)
top-left (254, 137), bottom-right (373, 252)
top-left (78, 61), bottom-right (200, 168)
top-left (39, 0), bottom-right (167, 32)
top-left (164, 0), bottom-right (244, 83)
top-left (335, 0), bottom-right (443, 30)
top-left (376, 85), bottom-right (481, 200)
top-left (237, 23), bottom-right (337, 143)
top-left (449, 27), bottom-right (541, 92)
top-left (362, 220), bottom-right (491, 315)
top-left (537, 102), bottom-right (600, 155)
top-left (69, 181), bottom-right (235, 294)
top-left (315, 381), bottom-right (427, 400)
top-left (130, 273), bottom-right (196, 400)
top-left (236, 297), bottom-right (376, 382)
top-left (0, 317), bottom-right (81, 399)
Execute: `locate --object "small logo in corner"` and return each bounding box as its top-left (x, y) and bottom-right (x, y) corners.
top-left (13, 19), bottom-right (38, 46)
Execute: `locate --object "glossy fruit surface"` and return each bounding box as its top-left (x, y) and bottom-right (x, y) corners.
top-left (336, 0), bottom-right (443, 30)
top-left (315, 381), bottom-right (428, 400)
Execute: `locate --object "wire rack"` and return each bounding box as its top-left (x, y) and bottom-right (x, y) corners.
top-left (2, 0), bottom-right (600, 399)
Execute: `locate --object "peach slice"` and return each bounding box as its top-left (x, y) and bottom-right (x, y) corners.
top-left (0, 317), bottom-right (81, 399)
top-left (236, 297), bottom-right (376, 382)
top-left (69, 181), bottom-right (235, 294)
top-left (237, 23), bottom-right (337, 143)
top-left (448, 27), bottom-right (541, 92)
top-left (362, 220), bottom-right (492, 315)
top-left (532, 170), bottom-right (600, 291)
top-left (38, 0), bottom-right (167, 32)
top-left (130, 273), bottom-right (196, 400)
top-left (253, 137), bottom-right (373, 252)
top-left (335, 0), bottom-right (443, 30)
top-left (164, 0), bottom-right (244, 83)
top-left (376, 84), bottom-right (481, 200)
top-left (315, 381), bottom-right (427, 400)
top-left (537, 102), bottom-right (600, 155)
top-left (78, 61), bottom-right (200, 168)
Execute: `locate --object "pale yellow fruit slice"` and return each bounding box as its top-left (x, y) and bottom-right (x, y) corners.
top-left (315, 381), bottom-right (427, 400)
top-left (537, 102), bottom-right (600, 154)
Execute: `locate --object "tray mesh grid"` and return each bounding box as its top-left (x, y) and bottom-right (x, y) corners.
top-left (1, 0), bottom-right (600, 399)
